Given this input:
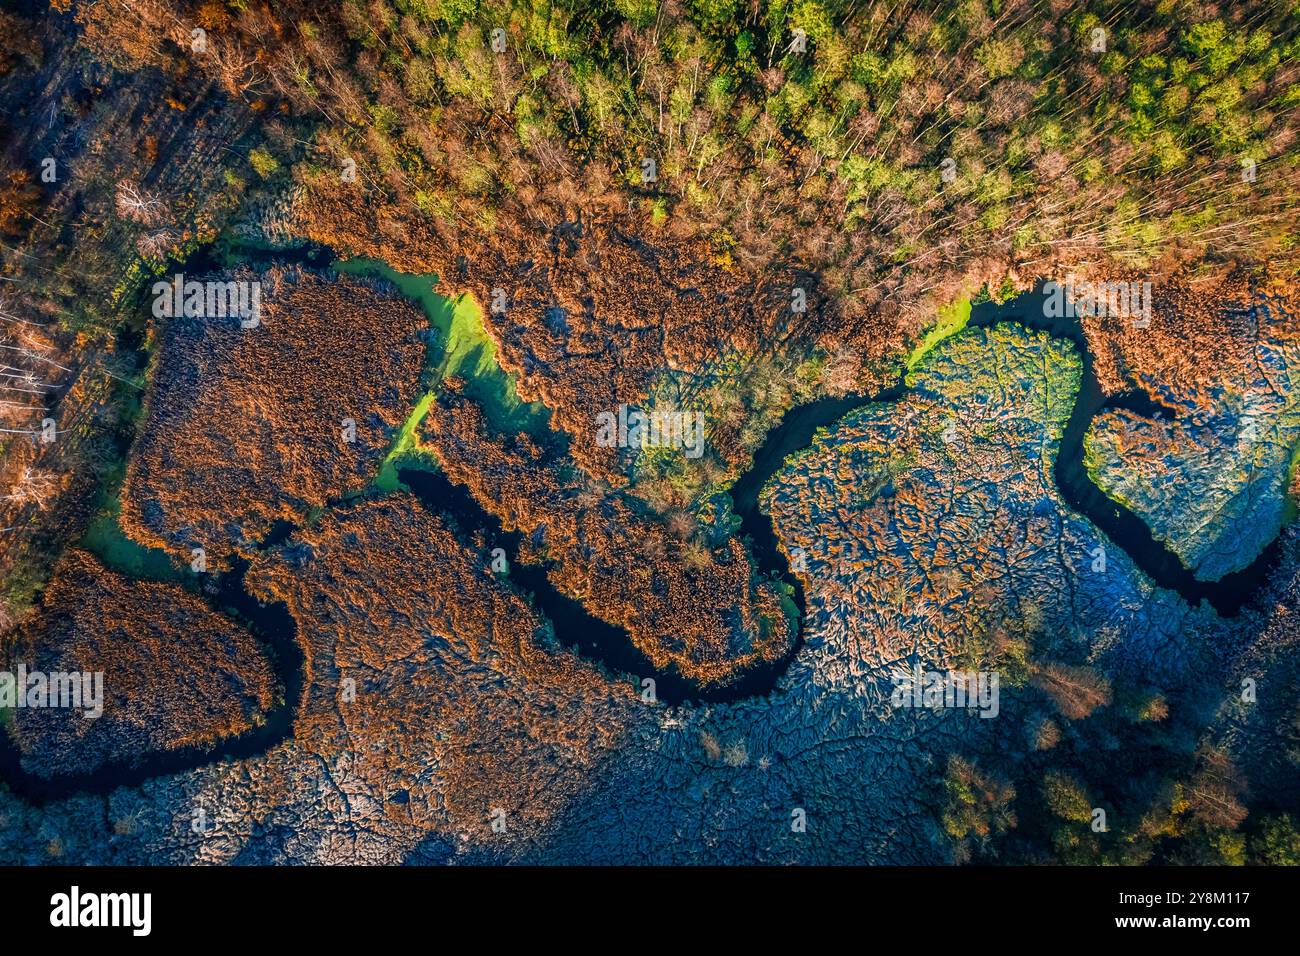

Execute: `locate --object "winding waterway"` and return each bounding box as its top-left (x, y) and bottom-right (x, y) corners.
top-left (0, 555), bottom-right (301, 803)
top-left (0, 252), bottom-right (1287, 804)
top-left (735, 290), bottom-right (1284, 625)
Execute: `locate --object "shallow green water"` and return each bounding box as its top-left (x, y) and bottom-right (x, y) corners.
top-left (905, 295), bottom-right (972, 372)
top-left (332, 258), bottom-right (550, 491)
top-left (81, 496), bottom-right (186, 583)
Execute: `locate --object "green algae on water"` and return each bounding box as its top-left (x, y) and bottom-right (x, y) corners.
top-left (332, 258), bottom-right (550, 492)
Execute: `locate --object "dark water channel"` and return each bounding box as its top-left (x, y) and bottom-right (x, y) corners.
top-left (2, 266), bottom-right (1283, 804)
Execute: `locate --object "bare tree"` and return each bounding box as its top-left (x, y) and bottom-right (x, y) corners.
top-left (1030, 661), bottom-right (1113, 720)
top-left (2, 466), bottom-right (58, 509)
top-left (213, 42), bottom-right (267, 98)
top-left (114, 180), bottom-right (166, 226)
top-left (136, 227), bottom-right (179, 259)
